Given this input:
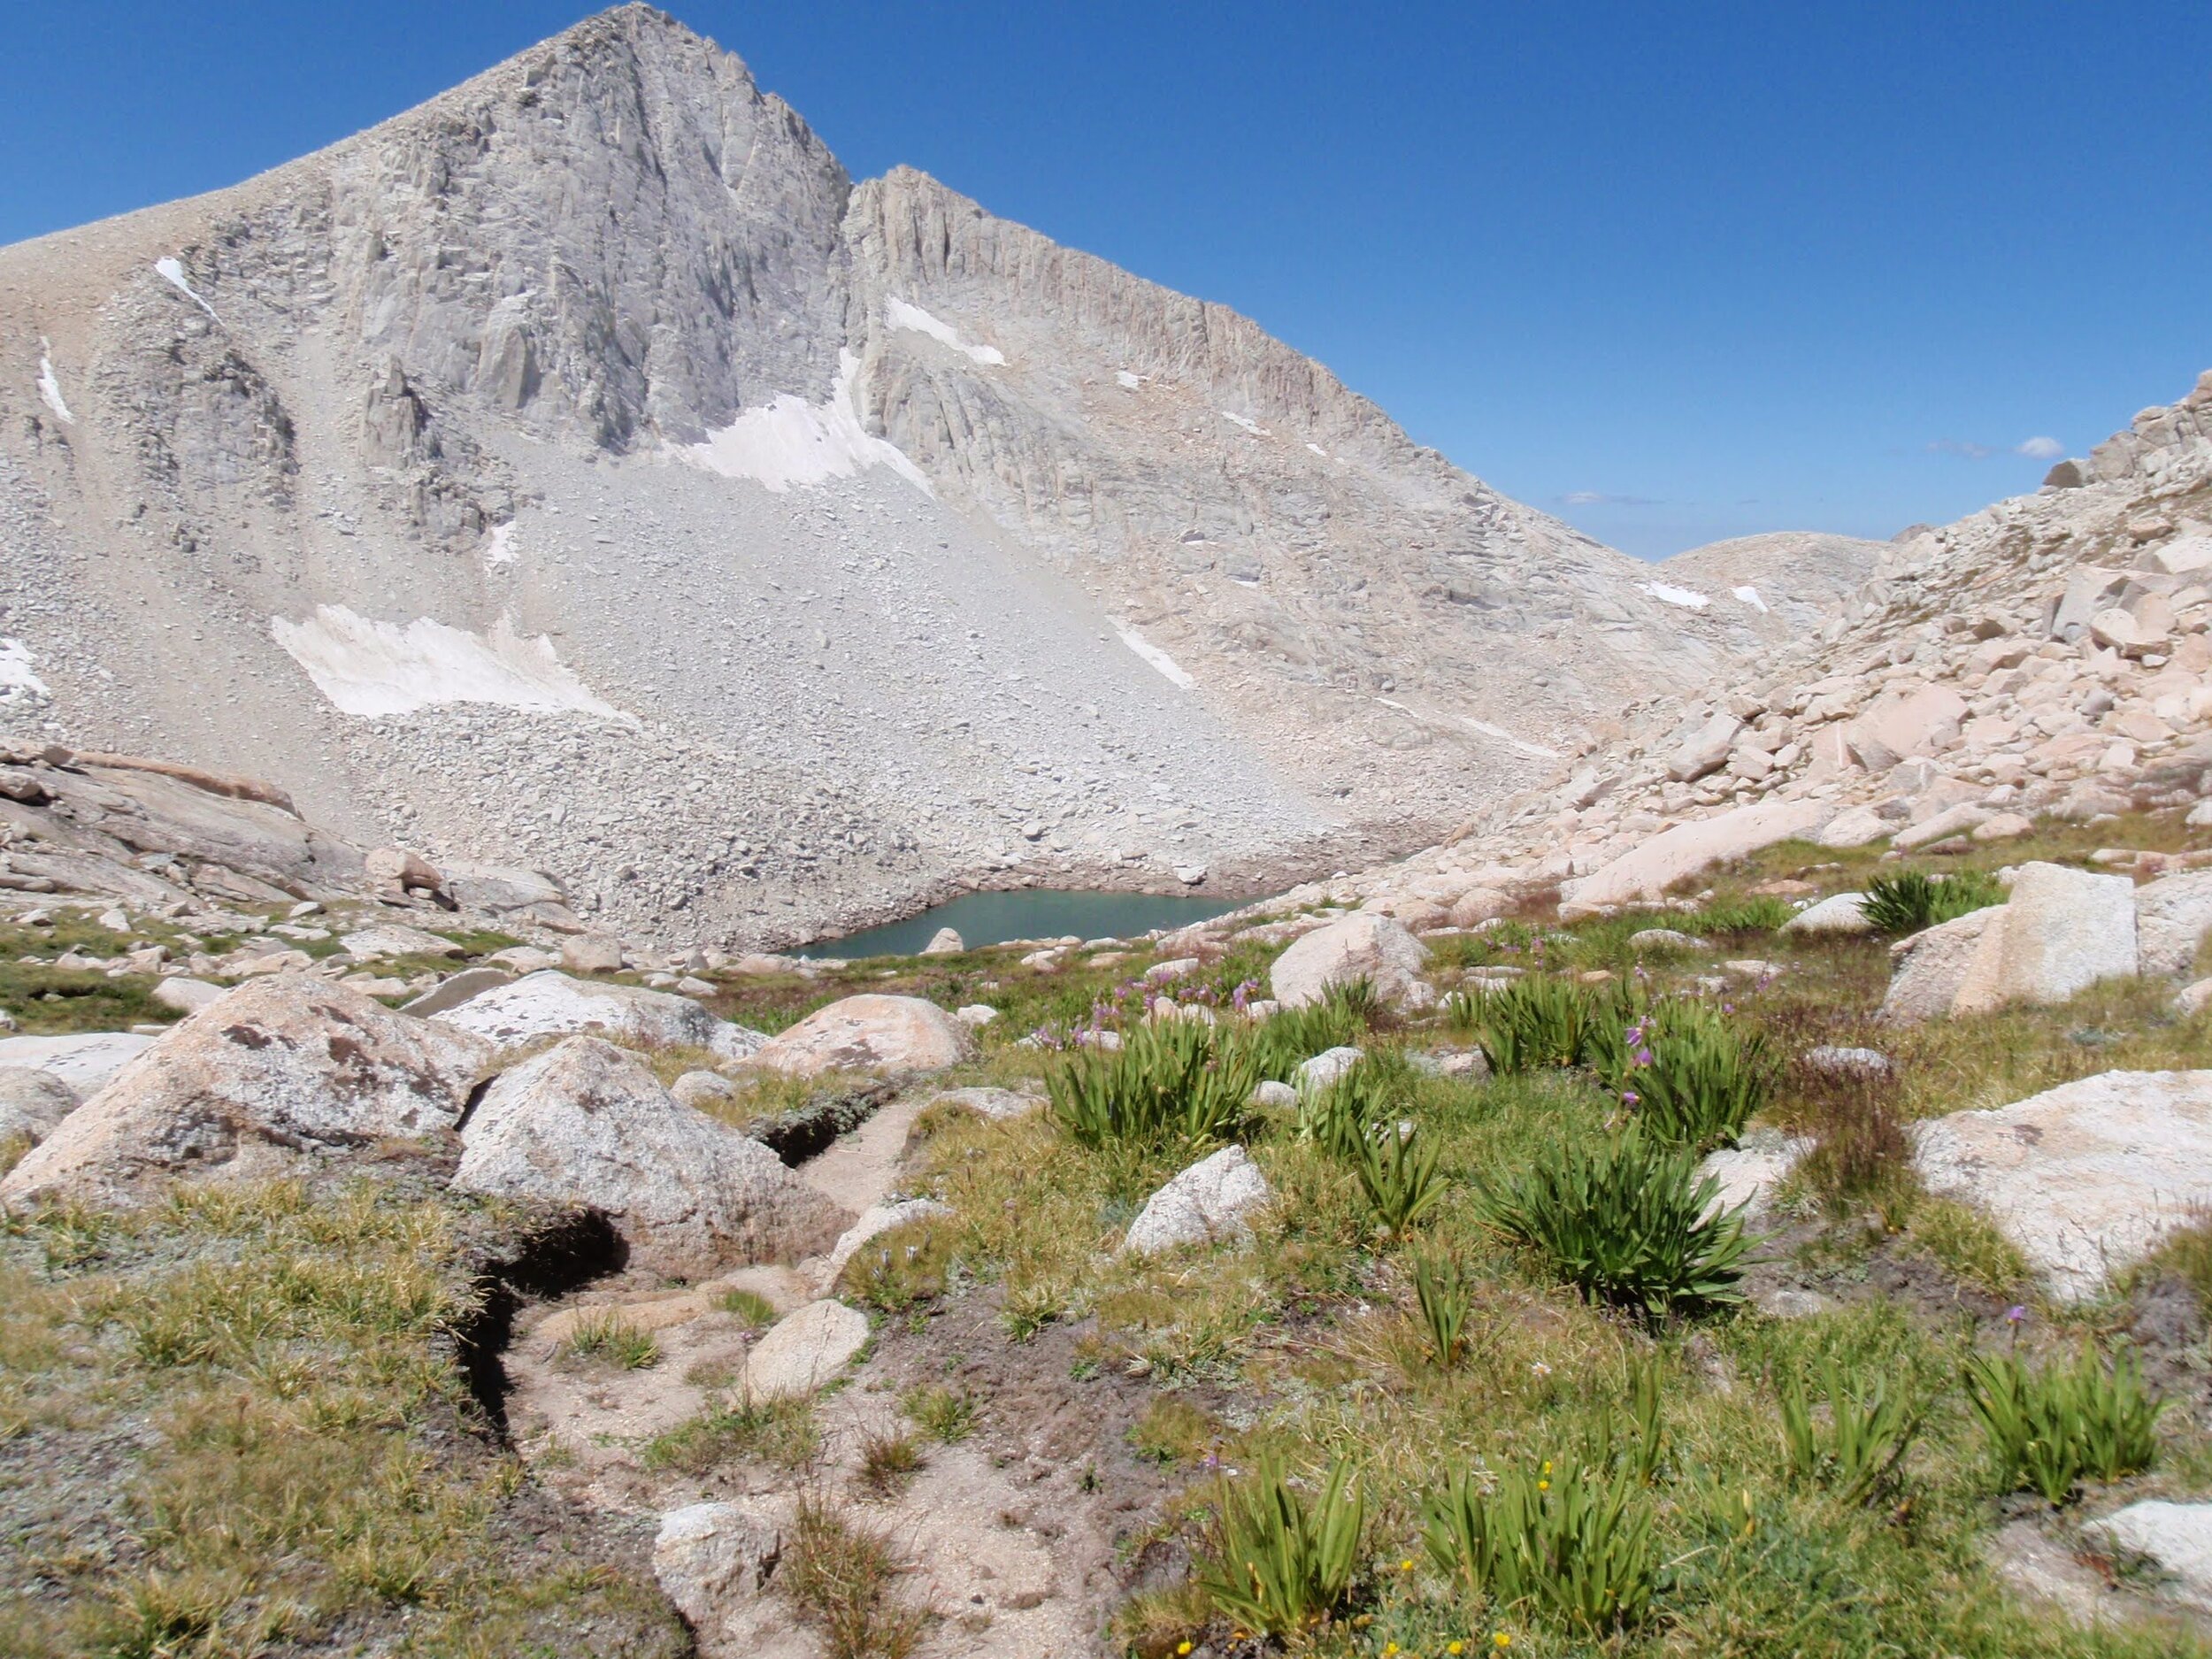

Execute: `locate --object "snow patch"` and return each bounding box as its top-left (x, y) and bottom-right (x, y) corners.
top-left (886, 297), bottom-right (1004, 365)
top-left (1732, 585), bottom-right (1769, 613)
top-left (35, 342), bottom-right (73, 425)
top-left (1639, 580), bottom-right (1710, 610)
top-left (0, 639), bottom-right (50, 701)
top-left (153, 257), bottom-right (218, 319)
top-left (1220, 411), bottom-right (1271, 436)
top-left (1113, 623), bottom-right (1196, 689)
top-left (1115, 370), bottom-right (1143, 389)
top-left (1306, 442), bottom-right (1328, 457)
top-left (680, 351), bottom-right (932, 495)
top-left (484, 523), bottom-right (518, 568)
top-left (1462, 715), bottom-right (1561, 760)
top-left (272, 605), bottom-right (621, 719)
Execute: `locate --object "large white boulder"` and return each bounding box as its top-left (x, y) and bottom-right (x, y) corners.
top-left (1878, 908), bottom-right (2001, 1024)
top-left (454, 1037), bottom-right (846, 1274)
top-left (741, 1298), bottom-right (871, 1400)
top-left (2135, 869), bottom-right (2212, 979)
top-left (1, 977), bottom-right (490, 1204)
top-left (1780, 891), bottom-right (1874, 936)
top-left (434, 970), bottom-right (764, 1061)
top-left (1912, 1070), bottom-right (2212, 1300)
top-left (1123, 1145), bottom-right (1271, 1255)
top-left (652, 1499), bottom-right (808, 1659)
top-left (1844, 684), bottom-right (1968, 771)
top-left (746, 995), bottom-right (973, 1077)
top-left (1952, 863), bottom-right (2136, 1014)
top-left (1269, 914), bottom-right (1429, 1009)
top-left (1560, 799), bottom-right (1832, 918)
top-left (2081, 1502), bottom-right (2212, 1612)
top-left (0, 1066), bottom-right (78, 1146)
top-left (0, 1032), bottom-right (157, 1096)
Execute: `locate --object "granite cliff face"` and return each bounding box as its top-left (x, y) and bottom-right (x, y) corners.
top-left (0, 4), bottom-right (1761, 946)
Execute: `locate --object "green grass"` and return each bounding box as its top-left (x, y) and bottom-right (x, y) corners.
top-left (640, 1391), bottom-right (819, 1472)
top-left (0, 961), bottom-right (180, 1033)
top-left (901, 1383), bottom-right (979, 1444)
top-left (0, 1176), bottom-right (684, 1657)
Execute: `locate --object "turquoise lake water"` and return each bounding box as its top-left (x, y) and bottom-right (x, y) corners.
top-left (797, 888), bottom-right (1248, 959)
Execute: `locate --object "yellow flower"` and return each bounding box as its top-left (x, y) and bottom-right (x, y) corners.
top-left (1400, 1557), bottom-right (1416, 1572)
top-left (1494, 1634), bottom-right (1513, 1650)
top-left (1385, 1645), bottom-right (1400, 1656)
top-left (1177, 1645), bottom-right (1192, 1656)
top-left (1449, 1644), bottom-right (1466, 1655)
top-left (1537, 1479), bottom-right (1549, 1491)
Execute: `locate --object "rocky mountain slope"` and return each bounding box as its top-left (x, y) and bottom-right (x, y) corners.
top-left (0, 4), bottom-right (1790, 949)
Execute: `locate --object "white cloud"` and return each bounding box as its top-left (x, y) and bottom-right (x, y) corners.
top-left (2016, 435), bottom-right (2064, 459)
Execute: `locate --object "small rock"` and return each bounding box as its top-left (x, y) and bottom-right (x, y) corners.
top-left (1123, 1145), bottom-right (1271, 1255)
top-left (151, 978), bottom-right (224, 1015)
top-left (2081, 1502), bottom-right (2212, 1611)
top-left (1292, 1046), bottom-right (1365, 1094)
top-left (0, 1065), bottom-right (78, 1146)
top-left (927, 1086), bottom-right (1043, 1119)
top-left (2179, 978), bottom-right (2212, 1016)
top-left (741, 1300), bottom-right (871, 1400)
top-left (672, 1070), bottom-right (739, 1109)
top-left (953, 1004), bottom-right (998, 1028)
top-left (652, 1499), bottom-right (791, 1659)
top-left (1721, 958), bottom-right (1784, 981)
top-left (562, 934), bottom-right (625, 974)
top-left (920, 926), bottom-right (964, 956)
top-left (747, 995), bottom-right (974, 1077)
top-left (1174, 864), bottom-right (1208, 886)
top-left (1144, 957), bottom-right (1201, 984)
top-left (1249, 1079), bottom-right (1298, 1110)
top-left (1780, 892), bottom-right (1874, 936)
top-left (1801, 1045), bottom-right (1896, 1079)
top-left (1970, 811), bottom-right (2034, 843)
top-left (397, 966), bottom-right (514, 1018)
top-left (1628, 928), bottom-right (1708, 952)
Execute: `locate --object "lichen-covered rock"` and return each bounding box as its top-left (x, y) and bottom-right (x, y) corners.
top-left (1123, 1145), bottom-right (1271, 1255)
top-left (1912, 1070), bottom-right (2212, 1300)
top-left (0, 1066), bottom-right (78, 1146)
top-left (2135, 869), bottom-right (2212, 979)
top-left (434, 970), bottom-right (764, 1061)
top-left (1, 977), bottom-right (489, 1204)
top-left (1270, 914), bottom-right (1428, 1009)
top-left (453, 1037), bottom-right (846, 1273)
top-left (746, 995), bottom-right (972, 1077)
top-left (741, 1299), bottom-right (871, 1399)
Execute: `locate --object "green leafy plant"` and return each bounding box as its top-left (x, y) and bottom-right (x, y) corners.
top-left (1778, 1363), bottom-right (1921, 1504)
top-left (1298, 1063), bottom-right (1387, 1161)
top-left (901, 1384), bottom-right (978, 1444)
top-left (1048, 1020), bottom-right (1258, 1150)
top-left (1453, 977), bottom-right (1605, 1074)
top-left (1589, 1360), bottom-right (1667, 1486)
top-left (1964, 1346), bottom-right (2163, 1504)
top-left (1860, 869), bottom-right (2005, 937)
top-left (1194, 1455), bottom-right (1364, 1639)
top-left (1692, 895), bottom-right (1794, 935)
top-left (1422, 1457), bottom-right (1660, 1632)
top-left (1474, 1128), bottom-right (1753, 1316)
top-left (559, 1310), bottom-right (659, 1370)
top-left (1601, 999), bottom-right (1774, 1151)
top-left (1412, 1253), bottom-right (1471, 1368)
top-left (1246, 980), bottom-right (1377, 1082)
top-left (1353, 1119), bottom-right (1446, 1239)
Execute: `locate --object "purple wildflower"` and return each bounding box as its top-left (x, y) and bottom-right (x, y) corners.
top-left (1622, 1090), bottom-right (1640, 1105)
top-left (2006, 1304), bottom-right (2028, 1325)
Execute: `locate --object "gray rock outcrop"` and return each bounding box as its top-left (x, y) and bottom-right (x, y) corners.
top-left (1122, 1145), bottom-right (1271, 1255)
top-left (1270, 914), bottom-right (1428, 1009)
top-left (433, 970), bottom-right (764, 1059)
top-left (453, 1036), bottom-right (846, 1273)
top-left (1, 977), bottom-right (489, 1204)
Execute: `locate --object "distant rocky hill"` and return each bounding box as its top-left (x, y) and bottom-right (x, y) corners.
top-left (1317, 371), bottom-right (2212, 918)
top-left (0, 4), bottom-right (1784, 948)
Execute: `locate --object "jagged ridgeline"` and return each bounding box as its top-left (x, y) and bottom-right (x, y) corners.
top-left (0, 4), bottom-right (1801, 949)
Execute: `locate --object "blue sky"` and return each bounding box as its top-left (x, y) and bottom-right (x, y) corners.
top-left (10, 2), bottom-right (2210, 557)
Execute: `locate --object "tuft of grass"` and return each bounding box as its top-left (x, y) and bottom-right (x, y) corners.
top-left (1047, 1018), bottom-right (1258, 1152)
top-left (1245, 980), bottom-right (1377, 1081)
top-left (780, 1494), bottom-right (928, 1659)
top-left (854, 1427), bottom-right (926, 1499)
top-left (1411, 1252), bottom-right (1471, 1368)
top-left (641, 1392), bottom-right (819, 1473)
top-left (1194, 1455), bottom-right (1363, 1640)
top-left (1129, 1395), bottom-right (1218, 1466)
top-left (1860, 869), bottom-right (2004, 937)
top-left (558, 1310), bottom-right (659, 1371)
top-left (1778, 1362), bottom-right (1921, 1505)
top-left (1423, 1455), bottom-right (1660, 1632)
top-left (1965, 1345), bottom-right (2163, 1504)
top-left (1601, 997), bottom-right (1774, 1151)
top-left (901, 1384), bottom-right (979, 1444)
top-left (1692, 895), bottom-right (1796, 935)
top-left (1352, 1118), bottom-right (1446, 1240)
top-left (717, 1286), bottom-right (780, 1328)
top-left (1475, 1127), bottom-right (1753, 1317)
top-left (838, 1218), bottom-right (954, 1312)
top-left (1451, 975), bottom-right (1609, 1074)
